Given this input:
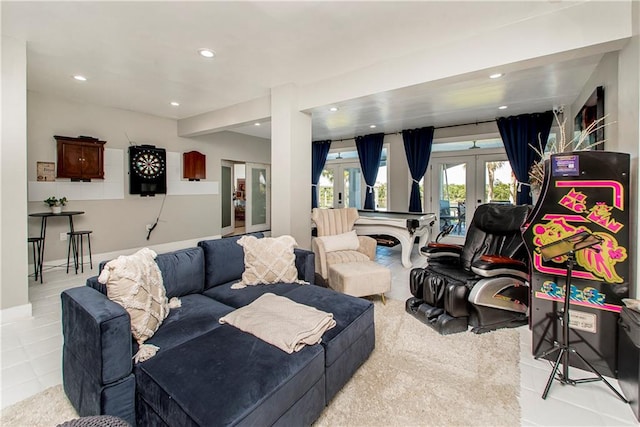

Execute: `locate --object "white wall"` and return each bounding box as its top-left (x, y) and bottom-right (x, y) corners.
top-left (571, 52), bottom-right (619, 151)
top-left (617, 0), bottom-right (640, 298)
top-left (1, 36), bottom-right (30, 315)
top-left (27, 91), bottom-right (270, 262)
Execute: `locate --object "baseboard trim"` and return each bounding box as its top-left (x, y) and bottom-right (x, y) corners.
top-left (1, 302), bottom-right (33, 324)
top-left (43, 234), bottom-right (223, 269)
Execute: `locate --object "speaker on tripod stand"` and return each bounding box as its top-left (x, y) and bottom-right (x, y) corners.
top-left (535, 230), bottom-right (627, 402)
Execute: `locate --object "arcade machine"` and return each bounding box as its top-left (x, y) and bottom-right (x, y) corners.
top-left (523, 151), bottom-right (630, 379)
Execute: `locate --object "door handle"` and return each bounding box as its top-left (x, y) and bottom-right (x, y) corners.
top-left (338, 192), bottom-right (342, 204)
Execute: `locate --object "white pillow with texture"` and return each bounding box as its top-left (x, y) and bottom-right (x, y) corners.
top-left (98, 248), bottom-right (171, 362)
top-left (232, 235), bottom-right (302, 289)
top-left (318, 230), bottom-right (360, 253)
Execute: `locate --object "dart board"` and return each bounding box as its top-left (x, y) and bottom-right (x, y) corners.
top-left (129, 145), bottom-right (167, 196)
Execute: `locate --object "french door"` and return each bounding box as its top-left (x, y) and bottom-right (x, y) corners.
top-left (320, 162), bottom-right (364, 209)
top-left (426, 151), bottom-right (514, 241)
top-left (245, 162), bottom-right (271, 233)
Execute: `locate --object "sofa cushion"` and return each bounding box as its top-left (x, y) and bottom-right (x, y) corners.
top-left (203, 280), bottom-right (301, 309)
top-left (155, 247), bottom-right (205, 298)
top-left (198, 233), bottom-right (264, 289)
top-left (88, 247), bottom-right (205, 298)
top-left (143, 294), bottom-right (234, 356)
top-left (234, 235), bottom-right (300, 288)
top-left (284, 285), bottom-right (374, 366)
top-left (135, 325), bottom-right (325, 426)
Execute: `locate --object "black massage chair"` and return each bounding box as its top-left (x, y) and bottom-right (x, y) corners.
top-left (406, 203), bottom-right (530, 335)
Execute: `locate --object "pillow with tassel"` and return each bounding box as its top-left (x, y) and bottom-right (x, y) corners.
top-left (98, 248), bottom-right (181, 363)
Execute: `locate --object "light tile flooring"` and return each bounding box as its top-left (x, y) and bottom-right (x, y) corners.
top-left (1, 245), bottom-right (638, 426)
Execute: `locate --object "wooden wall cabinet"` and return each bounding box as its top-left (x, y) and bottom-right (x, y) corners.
top-left (55, 135), bottom-right (106, 181)
top-left (183, 150), bottom-right (206, 181)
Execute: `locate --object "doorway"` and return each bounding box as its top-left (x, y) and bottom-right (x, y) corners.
top-left (320, 162), bottom-right (364, 209)
top-left (425, 150), bottom-right (514, 241)
top-left (318, 147), bottom-right (388, 210)
top-left (221, 161), bottom-right (271, 236)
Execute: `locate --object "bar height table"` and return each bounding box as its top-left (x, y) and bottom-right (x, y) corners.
top-left (29, 211), bottom-right (85, 276)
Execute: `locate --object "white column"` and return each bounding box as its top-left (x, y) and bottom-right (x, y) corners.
top-left (270, 84), bottom-right (312, 249)
top-left (1, 36), bottom-right (31, 319)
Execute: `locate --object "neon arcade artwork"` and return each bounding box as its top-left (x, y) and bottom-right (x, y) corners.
top-left (523, 151), bottom-right (630, 378)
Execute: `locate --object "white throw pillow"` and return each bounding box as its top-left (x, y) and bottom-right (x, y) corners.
top-left (318, 230), bottom-right (360, 253)
top-left (232, 235), bottom-right (302, 289)
top-left (98, 248), bottom-right (171, 362)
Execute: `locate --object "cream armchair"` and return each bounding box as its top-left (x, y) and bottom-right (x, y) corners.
top-left (311, 208), bottom-right (377, 284)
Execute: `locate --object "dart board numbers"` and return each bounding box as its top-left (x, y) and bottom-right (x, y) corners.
top-left (129, 145), bottom-right (167, 196)
top-left (132, 148), bottom-right (165, 179)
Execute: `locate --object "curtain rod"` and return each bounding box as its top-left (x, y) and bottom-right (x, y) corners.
top-left (324, 118), bottom-right (497, 144)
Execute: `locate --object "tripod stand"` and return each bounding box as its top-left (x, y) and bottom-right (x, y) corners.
top-left (535, 231), bottom-right (628, 402)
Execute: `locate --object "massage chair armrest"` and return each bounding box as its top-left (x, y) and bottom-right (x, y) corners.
top-left (61, 286), bottom-right (133, 385)
top-left (294, 248), bottom-right (316, 285)
top-left (470, 254), bottom-right (529, 280)
top-left (357, 235), bottom-right (377, 260)
top-left (420, 242), bottom-right (463, 264)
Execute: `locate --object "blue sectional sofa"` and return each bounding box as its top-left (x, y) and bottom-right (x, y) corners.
top-left (61, 234), bottom-right (375, 426)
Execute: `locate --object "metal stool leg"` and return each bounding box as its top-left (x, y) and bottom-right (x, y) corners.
top-left (66, 235), bottom-right (72, 274)
top-left (87, 233), bottom-right (93, 269)
top-left (31, 240), bottom-right (39, 281)
top-left (74, 234), bottom-right (80, 274)
top-left (79, 234), bottom-right (84, 273)
top-left (36, 239), bottom-right (43, 283)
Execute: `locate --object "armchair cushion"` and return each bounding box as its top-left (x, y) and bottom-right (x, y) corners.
top-left (326, 250), bottom-right (370, 265)
top-left (311, 208), bottom-right (378, 280)
top-left (318, 230), bottom-right (360, 253)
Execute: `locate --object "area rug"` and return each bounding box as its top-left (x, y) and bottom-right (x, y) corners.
top-left (314, 298), bottom-right (521, 426)
top-left (0, 299), bottom-right (520, 427)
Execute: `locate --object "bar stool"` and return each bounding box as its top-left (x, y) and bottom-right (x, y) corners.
top-left (28, 236), bottom-right (44, 283)
top-left (67, 230), bottom-right (93, 274)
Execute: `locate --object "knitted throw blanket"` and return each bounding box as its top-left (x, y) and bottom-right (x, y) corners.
top-left (219, 293), bottom-right (336, 353)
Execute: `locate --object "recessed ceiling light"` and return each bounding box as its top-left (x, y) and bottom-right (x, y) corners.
top-left (369, 125), bottom-right (377, 129)
top-left (170, 101), bottom-right (180, 107)
top-left (254, 122), bottom-right (261, 126)
top-left (490, 73), bottom-right (504, 79)
top-left (498, 105), bottom-right (508, 110)
top-left (73, 75), bottom-right (87, 81)
top-left (198, 48), bottom-right (216, 58)
top-left (329, 107), bottom-right (339, 112)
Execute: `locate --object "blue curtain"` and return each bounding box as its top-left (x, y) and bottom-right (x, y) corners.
top-left (311, 140), bottom-right (331, 208)
top-left (402, 126), bottom-right (434, 212)
top-left (355, 133), bottom-right (385, 210)
top-left (497, 111), bottom-right (553, 205)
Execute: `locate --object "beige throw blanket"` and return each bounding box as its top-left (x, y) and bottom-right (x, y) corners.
top-left (219, 293), bottom-right (336, 354)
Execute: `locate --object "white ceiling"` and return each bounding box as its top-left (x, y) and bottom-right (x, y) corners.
top-left (1, 1), bottom-right (620, 141)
